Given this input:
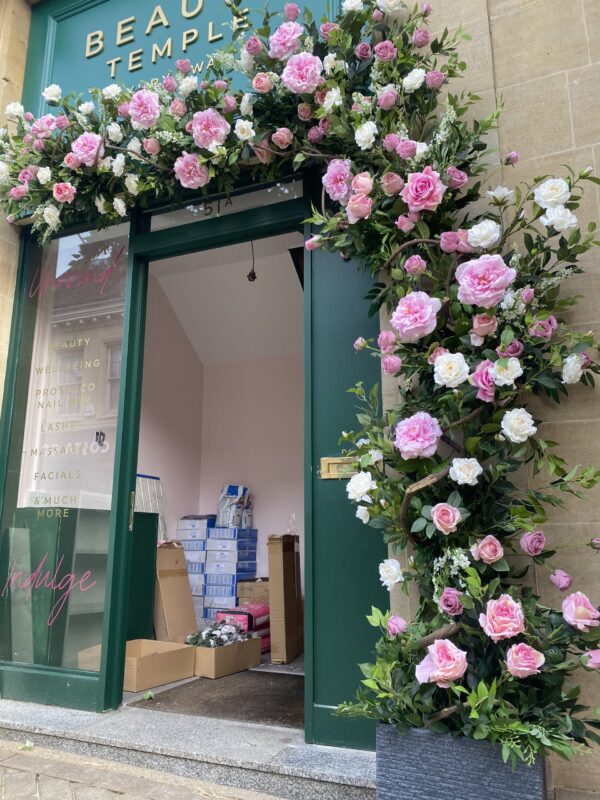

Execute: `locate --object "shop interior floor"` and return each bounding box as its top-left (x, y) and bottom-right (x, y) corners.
top-left (130, 671), bottom-right (304, 728)
top-left (251, 653), bottom-right (305, 676)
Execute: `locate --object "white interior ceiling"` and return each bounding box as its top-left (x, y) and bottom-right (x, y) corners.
top-left (150, 232), bottom-right (304, 365)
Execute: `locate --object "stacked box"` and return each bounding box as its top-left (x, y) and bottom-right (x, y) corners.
top-left (176, 515), bottom-right (216, 540)
top-left (201, 528), bottom-right (258, 618)
top-left (181, 539), bottom-right (207, 597)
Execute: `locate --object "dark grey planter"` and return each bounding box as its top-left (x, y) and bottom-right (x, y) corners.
top-left (376, 725), bottom-right (546, 800)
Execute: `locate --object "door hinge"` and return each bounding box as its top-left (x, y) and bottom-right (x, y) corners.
top-left (128, 490), bottom-right (136, 531)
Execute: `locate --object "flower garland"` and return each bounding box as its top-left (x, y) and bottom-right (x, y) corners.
top-left (1, 0), bottom-right (600, 766)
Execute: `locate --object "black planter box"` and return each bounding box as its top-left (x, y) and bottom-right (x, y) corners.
top-left (376, 724), bottom-right (546, 800)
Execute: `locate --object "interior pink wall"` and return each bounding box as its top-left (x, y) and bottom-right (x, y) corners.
top-left (137, 276), bottom-right (204, 538)
top-left (198, 354), bottom-right (304, 579)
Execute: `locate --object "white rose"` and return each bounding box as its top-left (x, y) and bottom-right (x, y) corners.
top-left (449, 458), bottom-right (483, 486)
top-left (467, 219), bottom-right (501, 249)
top-left (369, 448), bottom-right (384, 464)
top-left (562, 353), bottom-right (585, 385)
top-left (113, 197), bottom-right (127, 217)
top-left (534, 177), bottom-right (570, 209)
top-left (127, 137), bottom-right (142, 155)
top-left (356, 506), bottom-right (370, 524)
top-left (42, 84), bottom-right (62, 104)
top-left (540, 205), bottom-right (578, 233)
top-left (434, 352), bottom-right (470, 388)
top-left (240, 93), bottom-right (255, 117)
top-left (37, 166), bottom-right (51, 185)
top-left (111, 154), bottom-right (126, 177)
top-left (178, 76), bottom-right (198, 98)
top-left (0, 162), bottom-right (10, 183)
top-left (125, 173), bottom-right (139, 195)
top-left (239, 50), bottom-right (254, 73)
top-left (323, 86), bottom-right (342, 113)
top-left (42, 205), bottom-right (60, 230)
top-left (379, 558), bottom-right (404, 590)
top-left (346, 470), bottom-right (377, 503)
top-left (501, 408), bottom-right (537, 444)
top-left (102, 84), bottom-right (121, 100)
top-left (492, 357), bottom-right (523, 387)
top-left (94, 195), bottom-right (108, 214)
top-left (323, 54), bottom-right (337, 75)
top-left (78, 101), bottom-right (95, 115)
top-left (377, 0), bottom-right (405, 18)
top-left (107, 122), bottom-right (123, 143)
top-left (98, 156), bottom-right (113, 170)
top-left (342, 0), bottom-right (363, 10)
top-left (5, 102), bottom-right (24, 120)
top-left (415, 142), bottom-right (429, 159)
top-left (235, 118), bottom-right (255, 142)
top-left (486, 186), bottom-right (514, 204)
top-left (354, 120), bottom-right (377, 151)
top-left (402, 68), bottom-right (426, 94)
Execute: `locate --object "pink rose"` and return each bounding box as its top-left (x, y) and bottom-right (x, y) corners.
top-left (469, 359), bottom-right (495, 403)
top-left (174, 152), bottom-right (210, 190)
top-left (143, 137), bottom-right (161, 155)
top-left (374, 40), bottom-right (397, 62)
top-left (63, 152), bottom-right (82, 170)
top-left (416, 639), bottom-right (468, 687)
top-left (520, 530), bottom-right (546, 557)
top-left (412, 28), bottom-right (430, 47)
top-left (381, 172), bottom-right (404, 196)
top-left (456, 255), bottom-right (517, 308)
top-left (496, 339), bottom-right (524, 358)
top-left (30, 114), bottom-right (56, 139)
top-left (479, 594), bottom-right (525, 641)
top-left (176, 58), bottom-right (192, 73)
top-left (585, 650), bottom-right (600, 669)
top-left (440, 231), bottom-right (460, 253)
top-left (426, 70), bottom-right (445, 89)
top-left (170, 98), bottom-right (187, 118)
top-left (401, 165), bottom-right (446, 213)
top-left (284, 2), bottom-right (300, 20)
top-left (391, 291), bottom-right (442, 343)
top-left (394, 411), bottom-right (442, 460)
top-left (282, 53), bottom-right (324, 94)
top-left (351, 172), bottom-right (373, 195)
top-left (396, 214), bottom-right (416, 233)
top-left (378, 330), bottom-right (396, 353)
top-left (529, 316), bottom-right (558, 340)
top-left (213, 79), bottom-right (228, 91)
top-left (71, 132), bottom-right (104, 166)
top-left (9, 183), bottom-right (28, 200)
top-left (55, 115), bottom-right (70, 131)
top-left (447, 166), bottom-right (468, 189)
top-left (314, 90), bottom-right (327, 106)
top-left (245, 36), bottom-right (264, 55)
top-left (162, 74), bottom-right (177, 92)
top-left (129, 89), bottom-right (160, 129)
top-left (470, 313), bottom-right (497, 347)
top-left (307, 126), bottom-right (324, 144)
top-left (382, 355), bottom-right (403, 375)
top-left (320, 22), bottom-right (339, 40)
top-left (428, 347), bottom-right (448, 365)
top-left (438, 588), bottom-right (464, 616)
top-left (18, 166), bottom-right (38, 183)
top-left (387, 615), bottom-right (408, 636)
top-left (591, 537), bottom-right (600, 550)
top-left (269, 21), bottom-right (304, 59)
top-left (23, 112), bottom-right (34, 123)
top-left (562, 592), bottom-right (600, 632)
top-left (222, 95), bottom-right (237, 113)
top-left (347, 193), bottom-right (372, 224)
top-left (33, 140), bottom-right (46, 152)
top-left (355, 42), bottom-right (372, 60)
top-left (396, 139), bottom-right (417, 159)
top-left (506, 644), bottom-right (545, 678)
top-left (404, 255), bottom-right (427, 276)
top-left (322, 159), bottom-right (352, 203)
top-left (550, 569), bottom-right (572, 591)
top-left (305, 235), bottom-right (322, 251)
top-left (253, 136), bottom-right (274, 164)
top-left (471, 535), bottom-right (504, 565)
top-left (378, 90), bottom-right (398, 111)
top-left (252, 72), bottom-right (273, 93)
top-left (318, 117), bottom-right (330, 136)
top-left (521, 287), bottom-right (535, 304)
top-left (272, 127), bottom-right (293, 149)
top-left (52, 182), bottom-right (76, 204)
top-left (191, 108), bottom-right (231, 151)
top-left (504, 150), bottom-right (519, 165)
top-left (431, 503), bottom-right (462, 535)
top-left (297, 102), bottom-right (313, 121)
top-left (118, 101), bottom-right (130, 117)
top-left (384, 133), bottom-right (401, 152)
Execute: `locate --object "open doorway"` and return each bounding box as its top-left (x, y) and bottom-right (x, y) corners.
top-left (126, 231), bottom-right (305, 728)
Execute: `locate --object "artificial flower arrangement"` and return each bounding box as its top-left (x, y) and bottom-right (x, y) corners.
top-left (1, 0), bottom-right (600, 767)
top-left (187, 619), bottom-right (252, 648)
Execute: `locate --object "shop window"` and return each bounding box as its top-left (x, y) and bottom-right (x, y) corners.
top-left (105, 342), bottom-right (122, 415)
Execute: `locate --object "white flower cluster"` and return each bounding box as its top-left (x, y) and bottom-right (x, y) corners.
top-left (432, 547), bottom-right (471, 599)
top-left (155, 130), bottom-right (186, 145)
top-left (432, 106), bottom-right (457, 145)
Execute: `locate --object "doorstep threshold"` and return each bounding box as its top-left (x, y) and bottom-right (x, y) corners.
top-left (0, 699), bottom-right (375, 800)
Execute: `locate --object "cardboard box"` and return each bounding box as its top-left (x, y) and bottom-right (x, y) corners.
top-left (206, 549), bottom-right (256, 564)
top-left (207, 539), bottom-right (257, 552)
top-left (238, 579), bottom-right (269, 602)
top-left (193, 637), bottom-right (261, 679)
top-left (185, 550), bottom-right (206, 563)
top-left (204, 595), bottom-right (238, 609)
top-left (205, 560), bottom-right (257, 575)
top-left (154, 543), bottom-right (198, 642)
top-left (78, 640), bottom-right (195, 691)
top-left (208, 527), bottom-right (258, 541)
top-left (268, 535), bottom-right (303, 664)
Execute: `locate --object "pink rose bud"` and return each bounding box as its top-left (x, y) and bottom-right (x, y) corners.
top-left (55, 115), bottom-right (70, 130)
top-left (118, 102), bottom-right (130, 117)
top-left (372, 9), bottom-right (384, 21)
top-left (170, 98), bottom-right (188, 118)
top-left (550, 569), bottom-right (572, 591)
top-left (396, 139), bottom-right (418, 159)
top-left (447, 166), bottom-right (468, 189)
top-left (355, 42), bottom-right (372, 60)
top-left (307, 126), bottom-right (324, 144)
top-left (581, 352), bottom-right (592, 368)
top-left (272, 127), bottom-right (293, 149)
top-left (506, 643), bottom-right (545, 678)
top-left (521, 287), bottom-right (535, 304)
top-left (421, 3), bottom-right (433, 16)
top-left (504, 150), bottom-right (520, 165)
top-left (320, 21), bottom-right (339, 40)
top-left (387, 615), bottom-right (408, 636)
top-left (6, 214), bottom-right (15, 224)
top-left (252, 72), bottom-right (273, 93)
top-left (9, 183), bottom-right (29, 200)
top-left (592, 537), bottom-right (600, 550)
top-left (471, 535), bottom-right (504, 565)
top-left (351, 172), bottom-right (374, 195)
top-left (395, 214), bottom-right (416, 233)
top-left (584, 650), bottom-right (600, 669)
top-left (245, 36), bottom-right (264, 55)
top-left (428, 347), bottom-right (448, 365)
top-left (562, 591), bottom-right (600, 632)
top-left (175, 58), bottom-right (192, 74)
top-left (222, 95), bottom-right (237, 113)
top-left (23, 112), bottom-right (34, 122)
top-left (404, 254), bottom-right (427, 276)
top-left (354, 337), bottom-right (368, 351)
top-left (496, 339), bottom-right (524, 358)
top-left (319, 117), bottom-right (330, 135)
top-left (378, 90), bottom-right (398, 111)
top-left (425, 69), bottom-right (445, 89)
top-left (63, 152), bottom-right (82, 169)
top-left (412, 28), bottom-right (430, 47)
top-left (438, 588), bottom-right (463, 616)
top-left (23, 134), bottom-right (33, 145)
top-left (381, 172), bottom-right (404, 196)
top-left (520, 529), bottom-right (546, 556)
top-left (382, 355), bottom-right (403, 374)
top-left (471, 313), bottom-right (498, 338)
top-left (162, 75), bottom-right (177, 92)
top-left (199, 80), bottom-right (208, 90)
top-left (377, 330), bottom-right (396, 353)
top-left (143, 137), bottom-right (161, 155)
top-left (305, 235), bottom-right (322, 251)
top-left (33, 139), bottom-right (45, 151)
top-left (284, 2), bottom-right (300, 20)
top-left (213, 79), bottom-right (228, 91)
top-left (431, 503), bottom-right (462, 535)
top-left (383, 133), bottom-right (401, 152)
top-left (439, 231), bottom-right (459, 253)
top-left (185, 120), bottom-right (193, 133)
top-left (297, 103), bottom-right (313, 121)
top-left (313, 90), bottom-right (327, 106)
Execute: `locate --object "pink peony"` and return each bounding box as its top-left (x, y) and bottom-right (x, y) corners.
top-left (351, 172), bottom-right (374, 195)
top-left (529, 316), bottom-right (558, 340)
top-left (404, 255), bottom-right (427, 276)
top-left (412, 28), bottom-right (430, 47)
top-left (506, 643), bottom-right (545, 678)
top-left (284, 2), bottom-right (300, 20)
top-left (585, 650), bottom-right (600, 669)
top-left (496, 339), bottom-right (524, 358)
top-left (252, 72), bottom-right (273, 93)
top-left (272, 127), bottom-right (293, 149)
top-left (282, 53), bottom-right (324, 94)
top-left (63, 152), bottom-right (82, 169)
top-left (426, 70), bottom-right (445, 89)
top-left (174, 152), bottom-right (210, 190)
top-left (355, 42), bottom-right (372, 60)
top-left (562, 592), bottom-right (600, 632)
top-left (175, 58), bottom-right (192, 73)
top-left (438, 588), bottom-right (464, 616)
top-left (550, 569), bottom-right (572, 591)
top-left (118, 101), bottom-right (130, 117)
top-left (455, 254), bottom-right (517, 308)
top-left (479, 595), bottom-right (525, 641)
top-left (394, 411), bottom-right (442, 460)
top-left (129, 89), bottom-right (160, 129)
top-left (382, 355), bottom-right (403, 375)
top-left (55, 115), bottom-right (70, 131)
top-left (447, 166), bottom-right (468, 189)
top-left (384, 133), bottom-right (401, 152)
top-left (390, 291), bottom-right (442, 343)
top-left (52, 182), bottom-right (76, 204)
top-left (416, 639), bottom-right (468, 687)
top-left (401, 165), bottom-right (447, 213)
top-left (374, 40), bottom-right (397, 62)
top-left (191, 108), bottom-right (231, 152)
top-left (322, 159), bottom-right (352, 203)
top-left (387, 615), bottom-right (408, 636)
top-left (431, 503), bottom-right (462, 535)
top-left (378, 330), bottom-right (396, 353)
top-left (428, 347), bottom-right (449, 365)
top-left (381, 172), bottom-right (404, 196)
top-left (347, 193), bottom-right (372, 223)
top-left (269, 21), bottom-right (304, 59)
top-left (469, 359), bottom-right (495, 403)
top-left (396, 139), bottom-right (418, 159)
top-left (71, 132), bottom-right (104, 166)
top-left (471, 535), bottom-right (504, 565)
top-left (520, 530), bottom-right (546, 557)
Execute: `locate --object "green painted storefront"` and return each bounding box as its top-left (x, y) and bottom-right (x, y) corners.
top-left (0, 0), bottom-right (387, 750)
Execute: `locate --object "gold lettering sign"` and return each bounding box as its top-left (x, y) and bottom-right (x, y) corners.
top-left (181, 0), bottom-right (204, 19)
top-left (86, 30), bottom-right (104, 58)
top-left (116, 16), bottom-right (136, 46)
top-left (145, 5), bottom-right (170, 35)
top-left (152, 38), bottom-right (172, 64)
